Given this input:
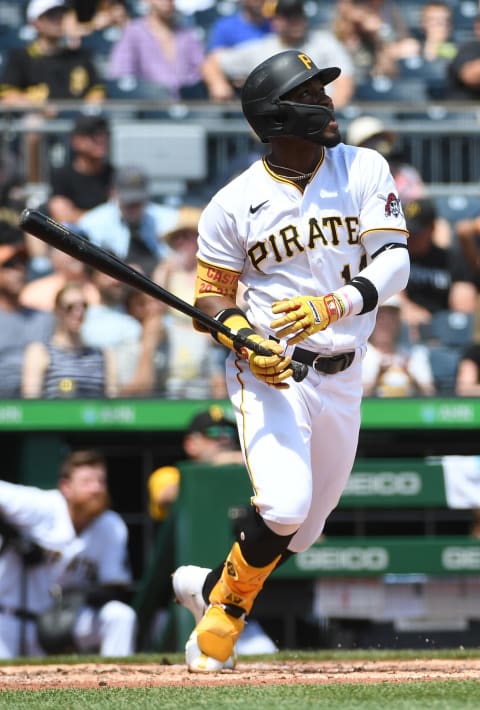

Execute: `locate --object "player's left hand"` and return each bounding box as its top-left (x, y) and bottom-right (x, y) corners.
top-left (270, 293), bottom-right (346, 345)
top-left (239, 334), bottom-right (293, 389)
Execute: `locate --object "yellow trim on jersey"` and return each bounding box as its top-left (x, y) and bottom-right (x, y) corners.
top-left (262, 150), bottom-right (325, 190)
top-left (233, 356), bottom-right (259, 502)
top-left (195, 258), bottom-right (241, 300)
top-left (359, 227), bottom-right (409, 241)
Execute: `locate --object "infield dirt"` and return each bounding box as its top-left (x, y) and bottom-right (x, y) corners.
top-left (1, 658), bottom-right (480, 690)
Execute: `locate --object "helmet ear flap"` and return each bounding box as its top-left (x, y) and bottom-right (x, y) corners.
top-left (274, 101), bottom-right (297, 136)
top-left (271, 101), bottom-right (288, 131)
top-left (255, 101), bottom-right (288, 140)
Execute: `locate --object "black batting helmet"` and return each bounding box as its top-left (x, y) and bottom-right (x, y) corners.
top-left (241, 50), bottom-right (340, 143)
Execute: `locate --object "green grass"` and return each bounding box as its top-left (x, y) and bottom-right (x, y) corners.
top-left (1, 681), bottom-right (480, 710)
top-left (1, 650), bottom-right (480, 709)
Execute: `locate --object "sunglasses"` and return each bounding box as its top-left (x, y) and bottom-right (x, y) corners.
top-left (2, 255), bottom-right (27, 269)
top-left (60, 301), bottom-right (89, 313)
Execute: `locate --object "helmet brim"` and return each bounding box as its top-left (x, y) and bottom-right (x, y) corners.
top-left (279, 66), bottom-right (341, 99)
top-left (317, 66), bottom-right (341, 86)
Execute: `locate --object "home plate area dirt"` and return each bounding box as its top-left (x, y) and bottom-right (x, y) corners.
top-left (1, 658), bottom-right (480, 689)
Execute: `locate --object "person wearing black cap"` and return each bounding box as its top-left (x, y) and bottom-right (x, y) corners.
top-left (48, 114), bottom-right (114, 226)
top-left (148, 406), bottom-right (243, 525)
top-left (77, 165), bottom-right (180, 277)
top-left (401, 197), bottom-right (477, 342)
top-left (201, 0), bottom-right (355, 106)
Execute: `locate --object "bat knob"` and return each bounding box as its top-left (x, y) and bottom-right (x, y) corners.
top-left (291, 362), bottom-right (308, 382)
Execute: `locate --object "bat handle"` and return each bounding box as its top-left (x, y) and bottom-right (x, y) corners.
top-left (232, 333), bottom-right (308, 383)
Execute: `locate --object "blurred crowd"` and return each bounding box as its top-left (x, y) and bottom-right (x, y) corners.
top-left (0, 0), bottom-right (480, 399)
top-left (1, 0), bottom-right (479, 105)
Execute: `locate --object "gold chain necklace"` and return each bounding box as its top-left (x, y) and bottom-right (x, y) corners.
top-left (266, 159), bottom-right (315, 181)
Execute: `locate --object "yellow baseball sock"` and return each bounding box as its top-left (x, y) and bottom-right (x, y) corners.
top-left (196, 542), bottom-right (280, 662)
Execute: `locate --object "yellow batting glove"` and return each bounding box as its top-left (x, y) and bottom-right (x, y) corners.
top-left (270, 293), bottom-right (349, 345)
top-left (240, 334), bottom-right (293, 389)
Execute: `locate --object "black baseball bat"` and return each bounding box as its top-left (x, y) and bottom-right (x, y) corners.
top-left (19, 209), bottom-right (308, 383)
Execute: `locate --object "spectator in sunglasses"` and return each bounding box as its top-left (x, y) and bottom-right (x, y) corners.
top-left (21, 281), bottom-right (118, 398)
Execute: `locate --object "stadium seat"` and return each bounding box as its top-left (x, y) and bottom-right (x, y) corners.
top-left (397, 57), bottom-right (449, 100)
top-left (421, 310), bottom-right (474, 394)
top-left (353, 75), bottom-right (427, 103)
top-left (452, 0), bottom-right (478, 42)
top-left (0, 1), bottom-right (24, 31)
top-left (104, 77), bottom-right (170, 100)
top-left (425, 310), bottom-right (475, 348)
top-left (428, 344), bottom-right (461, 395)
top-left (432, 194), bottom-right (480, 224)
top-left (0, 24), bottom-right (30, 50)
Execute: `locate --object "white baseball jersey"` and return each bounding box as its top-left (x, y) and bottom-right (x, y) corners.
top-left (0, 481), bottom-right (132, 657)
top-left (198, 143), bottom-right (408, 355)
top-left (197, 143), bottom-right (409, 555)
top-left (0, 481), bottom-right (131, 608)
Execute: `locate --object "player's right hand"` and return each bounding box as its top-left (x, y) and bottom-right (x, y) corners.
top-left (270, 293), bottom-right (346, 344)
top-left (239, 335), bottom-right (293, 389)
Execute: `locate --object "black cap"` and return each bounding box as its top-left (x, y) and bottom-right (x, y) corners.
top-left (114, 166), bottom-right (149, 203)
top-left (187, 406), bottom-right (237, 438)
top-left (404, 197), bottom-right (437, 234)
top-left (0, 219), bottom-right (27, 266)
top-left (72, 114), bottom-right (109, 136)
top-left (275, 0), bottom-right (305, 17)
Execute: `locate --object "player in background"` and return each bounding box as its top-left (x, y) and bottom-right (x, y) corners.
top-left (0, 449), bottom-right (136, 658)
top-left (172, 49), bottom-right (410, 672)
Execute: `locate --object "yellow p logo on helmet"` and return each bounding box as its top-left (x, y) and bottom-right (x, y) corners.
top-left (297, 54), bottom-right (313, 70)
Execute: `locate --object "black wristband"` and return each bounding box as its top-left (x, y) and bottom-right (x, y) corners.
top-left (212, 308), bottom-right (251, 343)
top-left (348, 276), bottom-right (378, 314)
top-left (214, 307), bottom-right (249, 324)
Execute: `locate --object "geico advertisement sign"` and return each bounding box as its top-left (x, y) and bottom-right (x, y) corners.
top-left (297, 547), bottom-right (389, 571)
top-left (442, 546), bottom-right (480, 570)
top-left (344, 471), bottom-right (422, 496)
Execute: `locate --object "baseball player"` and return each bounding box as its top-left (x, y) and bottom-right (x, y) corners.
top-left (0, 449), bottom-right (136, 658)
top-left (172, 49), bottom-right (410, 672)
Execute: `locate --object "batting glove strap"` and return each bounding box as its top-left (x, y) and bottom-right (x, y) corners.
top-left (270, 292), bottom-right (351, 345)
top-left (213, 308), bottom-right (253, 350)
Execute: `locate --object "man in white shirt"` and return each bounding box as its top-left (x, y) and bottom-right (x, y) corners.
top-left (0, 449), bottom-right (136, 658)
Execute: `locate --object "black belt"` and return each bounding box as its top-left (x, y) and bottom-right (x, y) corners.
top-left (292, 348), bottom-right (355, 375)
top-left (0, 604), bottom-right (37, 621)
